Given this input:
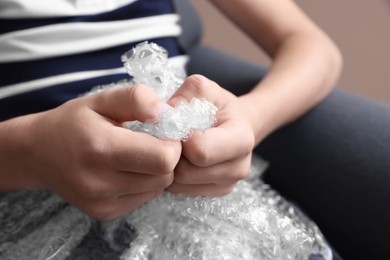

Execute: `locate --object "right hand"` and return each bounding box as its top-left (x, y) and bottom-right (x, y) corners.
top-left (8, 85), bottom-right (182, 220)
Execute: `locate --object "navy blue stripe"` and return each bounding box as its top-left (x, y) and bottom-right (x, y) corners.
top-left (0, 37), bottom-right (183, 87)
top-left (0, 73), bottom-right (130, 121)
top-left (0, 0), bottom-right (184, 121)
top-left (0, 0), bottom-right (175, 34)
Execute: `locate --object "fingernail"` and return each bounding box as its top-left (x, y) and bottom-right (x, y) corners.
top-left (149, 102), bottom-right (172, 123)
top-left (168, 96), bottom-right (188, 107)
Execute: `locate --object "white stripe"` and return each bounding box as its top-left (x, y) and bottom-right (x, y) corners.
top-left (0, 68), bottom-right (127, 100)
top-left (0, 55), bottom-right (189, 100)
top-left (0, 0), bottom-right (139, 18)
top-left (0, 14), bottom-right (181, 63)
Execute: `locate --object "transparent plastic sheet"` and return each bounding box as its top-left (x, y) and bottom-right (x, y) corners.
top-left (98, 42), bottom-right (332, 259)
top-left (0, 191), bottom-right (91, 260)
top-left (0, 159), bottom-right (331, 260)
top-left (0, 42), bottom-right (332, 259)
top-left (124, 97), bottom-right (218, 140)
top-left (114, 156), bottom-right (332, 260)
top-left (87, 41), bottom-right (218, 140)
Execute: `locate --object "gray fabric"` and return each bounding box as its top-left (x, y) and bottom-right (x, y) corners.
top-left (186, 44), bottom-right (390, 260)
top-left (173, 0), bottom-right (203, 53)
top-left (186, 45), bottom-right (267, 95)
top-left (259, 90), bottom-right (390, 260)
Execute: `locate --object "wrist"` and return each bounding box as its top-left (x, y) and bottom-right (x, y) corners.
top-left (236, 94), bottom-right (265, 145)
top-left (0, 114), bottom-right (45, 191)
top-left (237, 91), bottom-right (285, 145)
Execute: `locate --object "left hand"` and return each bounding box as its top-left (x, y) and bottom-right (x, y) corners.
top-left (165, 75), bottom-right (256, 196)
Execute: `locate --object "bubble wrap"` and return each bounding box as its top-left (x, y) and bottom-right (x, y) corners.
top-left (124, 98), bottom-right (217, 140)
top-left (0, 191), bottom-right (91, 260)
top-left (110, 157), bottom-right (331, 260)
top-left (121, 41), bottom-right (183, 102)
top-left (0, 42), bottom-right (332, 260)
top-left (101, 42), bottom-right (332, 259)
top-left (90, 41), bottom-right (218, 140)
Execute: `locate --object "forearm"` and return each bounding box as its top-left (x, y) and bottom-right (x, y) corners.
top-left (243, 31), bottom-right (343, 144)
top-left (210, 0), bottom-right (342, 144)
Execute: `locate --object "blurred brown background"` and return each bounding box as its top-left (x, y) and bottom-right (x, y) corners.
top-left (191, 0), bottom-right (390, 103)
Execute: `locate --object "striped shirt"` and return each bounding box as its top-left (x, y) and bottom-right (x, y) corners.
top-left (0, 0), bottom-right (186, 121)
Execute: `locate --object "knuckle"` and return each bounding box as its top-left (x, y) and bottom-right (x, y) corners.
top-left (244, 137), bottom-right (255, 155)
top-left (155, 173), bottom-right (174, 189)
top-left (128, 84), bottom-right (150, 102)
top-left (81, 184), bottom-right (105, 201)
top-left (77, 177), bottom-right (112, 201)
top-left (219, 184), bottom-right (235, 196)
top-left (126, 84), bottom-right (155, 120)
top-left (185, 74), bottom-right (210, 95)
top-left (173, 167), bottom-right (189, 184)
top-left (233, 157), bottom-right (251, 181)
top-left (158, 158), bottom-right (176, 174)
top-left (235, 167), bottom-right (249, 181)
top-left (237, 135), bottom-right (255, 158)
top-left (83, 201), bottom-right (115, 221)
top-left (155, 145), bottom-right (180, 173)
top-left (78, 138), bottom-right (108, 166)
top-left (186, 141), bottom-right (210, 167)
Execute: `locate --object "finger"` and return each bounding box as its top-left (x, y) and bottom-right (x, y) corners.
top-left (113, 190), bottom-right (163, 217)
top-left (88, 190), bottom-right (162, 221)
top-left (107, 126), bottom-right (182, 174)
top-left (88, 84), bottom-right (166, 123)
top-left (174, 155), bottom-right (251, 185)
top-left (166, 182), bottom-right (236, 197)
top-left (168, 74), bottom-right (234, 109)
top-left (102, 170), bottom-right (174, 196)
top-left (182, 120), bottom-right (254, 167)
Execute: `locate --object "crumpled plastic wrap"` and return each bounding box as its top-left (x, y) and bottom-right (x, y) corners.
top-left (90, 41), bottom-right (218, 140)
top-left (108, 157), bottom-right (331, 260)
top-left (0, 191), bottom-right (91, 260)
top-left (101, 42), bottom-right (332, 259)
top-left (124, 97), bottom-right (218, 140)
top-left (0, 42), bottom-right (332, 260)
top-left (121, 41), bottom-right (183, 102)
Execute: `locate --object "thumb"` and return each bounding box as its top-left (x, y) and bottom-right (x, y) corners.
top-left (88, 84), bottom-right (166, 123)
top-left (168, 74), bottom-right (232, 109)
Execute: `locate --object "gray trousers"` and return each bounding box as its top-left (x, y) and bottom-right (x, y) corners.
top-left (186, 45), bottom-right (390, 260)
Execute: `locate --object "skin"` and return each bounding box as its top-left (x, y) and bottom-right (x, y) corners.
top-left (0, 85), bottom-right (182, 220)
top-left (167, 0), bottom-right (342, 195)
top-left (0, 0), bottom-right (342, 220)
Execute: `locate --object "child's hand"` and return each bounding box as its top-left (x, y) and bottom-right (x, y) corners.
top-left (166, 75), bottom-right (255, 196)
top-left (12, 85), bottom-right (182, 220)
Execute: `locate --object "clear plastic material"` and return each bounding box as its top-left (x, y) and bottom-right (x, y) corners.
top-left (106, 156), bottom-right (331, 260)
top-left (122, 41), bottom-right (218, 140)
top-left (0, 42), bottom-right (332, 260)
top-left (124, 98), bottom-right (218, 140)
top-left (121, 41), bottom-right (184, 102)
top-left (0, 191), bottom-right (91, 260)
top-left (91, 41), bottom-right (218, 140)
top-left (107, 42), bottom-right (332, 259)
